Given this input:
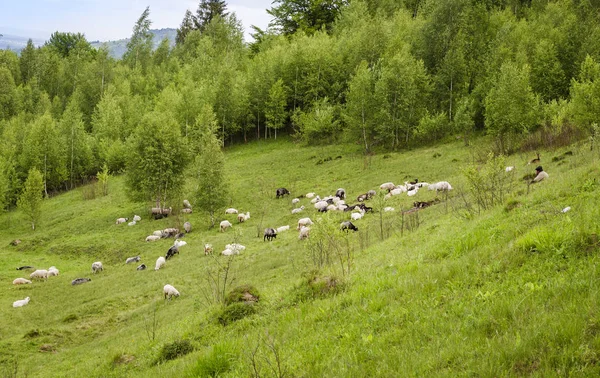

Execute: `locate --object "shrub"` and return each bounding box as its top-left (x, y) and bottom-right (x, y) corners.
top-left (157, 340), bottom-right (194, 363)
top-left (217, 302), bottom-right (257, 326)
top-left (188, 343), bottom-right (236, 377)
top-left (224, 284), bottom-right (260, 306)
top-left (289, 270), bottom-right (344, 304)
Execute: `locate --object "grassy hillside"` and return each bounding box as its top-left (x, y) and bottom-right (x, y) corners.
top-left (1, 137), bottom-right (600, 377)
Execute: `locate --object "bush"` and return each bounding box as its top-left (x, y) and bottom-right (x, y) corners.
top-left (289, 270), bottom-right (344, 304)
top-left (157, 340), bottom-right (194, 363)
top-left (188, 343), bottom-right (236, 377)
top-left (224, 284), bottom-right (260, 306)
top-left (217, 302), bottom-right (257, 326)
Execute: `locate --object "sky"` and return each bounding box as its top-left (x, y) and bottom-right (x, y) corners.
top-left (0, 0), bottom-right (274, 42)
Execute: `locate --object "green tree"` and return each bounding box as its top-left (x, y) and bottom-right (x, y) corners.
top-left (176, 10), bottom-right (196, 45)
top-left (123, 6), bottom-right (153, 71)
top-left (570, 55), bottom-right (600, 133)
top-left (45, 31), bottom-right (92, 58)
top-left (0, 67), bottom-right (17, 120)
top-left (195, 0), bottom-right (229, 32)
top-left (530, 40), bottom-right (566, 102)
top-left (343, 61), bottom-right (376, 153)
top-left (60, 99), bottom-right (93, 188)
top-left (268, 0), bottom-right (348, 36)
top-left (19, 39), bottom-right (37, 84)
top-left (485, 62), bottom-right (539, 152)
top-left (194, 120), bottom-right (228, 228)
top-left (18, 168), bottom-right (44, 230)
top-left (126, 111), bottom-right (189, 209)
top-left (265, 78), bottom-right (287, 139)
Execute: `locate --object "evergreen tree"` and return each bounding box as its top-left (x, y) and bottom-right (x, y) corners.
top-left (268, 0), bottom-right (348, 36)
top-left (195, 0), bottom-right (229, 33)
top-left (176, 10), bottom-right (196, 45)
top-left (18, 168), bottom-right (44, 230)
top-left (45, 32), bottom-right (92, 58)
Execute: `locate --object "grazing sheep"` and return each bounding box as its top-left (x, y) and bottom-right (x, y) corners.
top-left (276, 225), bottom-right (290, 233)
top-left (351, 212), bottom-right (364, 221)
top-left (505, 166), bottom-right (515, 172)
top-left (367, 189), bottom-right (376, 198)
top-left (298, 226), bottom-right (311, 240)
top-left (71, 278), bottom-right (91, 285)
top-left (306, 192), bottom-right (316, 198)
top-left (47, 266), bottom-right (59, 277)
top-left (340, 221), bottom-right (358, 232)
top-left (29, 269), bottom-right (48, 280)
top-left (291, 206), bottom-right (305, 214)
top-left (562, 206), bottom-right (571, 213)
top-left (237, 212), bottom-right (250, 223)
top-left (276, 188), bottom-right (290, 199)
top-left (297, 217), bottom-right (313, 230)
top-left (335, 188), bottom-right (346, 200)
top-left (133, 215), bottom-right (141, 222)
top-left (163, 228), bottom-right (180, 237)
top-left (155, 256), bottom-right (166, 271)
top-left (16, 266), bottom-right (34, 271)
top-left (126, 256), bottom-right (141, 264)
top-left (225, 208), bottom-right (239, 214)
top-left (221, 248), bottom-right (239, 256)
top-left (153, 230), bottom-right (164, 237)
top-left (128, 220), bottom-right (137, 226)
top-left (428, 181), bottom-right (453, 192)
top-left (13, 278), bottom-right (32, 285)
top-left (225, 243), bottom-right (246, 253)
top-left (10, 239), bottom-right (21, 246)
top-left (292, 198), bottom-right (300, 205)
top-left (116, 217), bottom-right (128, 225)
top-left (204, 244), bottom-right (213, 255)
top-left (314, 200), bottom-right (328, 210)
top-left (264, 228), bottom-right (278, 241)
top-left (310, 196), bottom-right (321, 204)
top-left (146, 235), bottom-right (161, 242)
top-left (91, 262), bottom-right (103, 274)
top-left (183, 199), bottom-right (192, 209)
top-left (137, 264), bottom-right (147, 271)
top-left (357, 193), bottom-right (368, 202)
top-left (181, 208), bottom-right (193, 214)
top-left (407, 187), bottom-right (419, 197)
top-left (166, 240), bottom-right (187, 260)
top-left (13, 297), bottom-right (30, 308)
top-left (163, 284), bottom-right (180, 300)
top-left (220, 220), bottom-right (233, 232)
top-left (384, 207), bottom-right (395, 212)
top-left (184, 221), bottom-right (192, 233)
top-left (327, 204), bottom-right (337, 211)
top-left (380, 182), bottom-right (395, 192)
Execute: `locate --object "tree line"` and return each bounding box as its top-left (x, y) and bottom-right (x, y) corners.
top-left (1, 0), bottom-right (600, 214)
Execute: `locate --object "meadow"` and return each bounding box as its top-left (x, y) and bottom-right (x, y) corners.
top-left (1, 136), bottom-right (600, 377)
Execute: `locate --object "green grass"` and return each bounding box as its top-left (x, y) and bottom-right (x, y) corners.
top-left (2, 136), bottom-right (600, 377)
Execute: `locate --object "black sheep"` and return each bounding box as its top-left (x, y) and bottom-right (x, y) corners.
top-left (340, 221), bottom-right (359, 232)
top-left (276, 188), bottom-right (290, 199)
top-left (264, 228), bottom-right (277, 241)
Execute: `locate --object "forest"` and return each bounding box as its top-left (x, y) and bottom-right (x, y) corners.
top-left (1, 0), bottom-right (600, 213)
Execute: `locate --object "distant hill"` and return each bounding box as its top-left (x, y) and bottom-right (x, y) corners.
top-left (89, 28), bottom-right (177, 59)
top-left (0, 34), bottom-right (45, 53)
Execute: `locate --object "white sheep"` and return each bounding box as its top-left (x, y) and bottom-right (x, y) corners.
top-left (276, 225), bottom-right (290, 233)
top-left (380, 182), bottom-right (395, 191)
top-left (225, 208), bottom-right (239, 214)
top-left (221, 248), bottom-right (239, 256)
top-left (128, 220), bottom-right (137, 226)
top-left (155, 256), bottom-right (166, 271)
top-left (384, 207), bottom-right (395, 212)
top-left (13, 297), bottom-right (30, 308)
top-left (29, 269), bottom-right (48, 280)
top-left (306, 192), bottom-right (316, 198)
top-left (292, 198), bottom-right (300, 204)
top-left (310, 196), bottom-right (321, 204)
top-left (297, 217), bottom-right (313, 230)
top-left (153, 230), bottom-right (164, 237)
top-left (116, 217), bottom-right (128, 225)
top-left (428, 181), bottom-right (453, 192)
top-left (225, 243), bottom-right (246, 254)
top-left (416, 182), bottom-right (429, 188)
top-left (146, 235), bottom-right (161, 242)
top-left (220, 220), bottom-right (233, 232)
top-left (47, 266), bottom-right (59, 277)
top-left (163, 284), bottom-right (180, 300)
top-left (298, 226), bottom-right (311, 240)
top-left (351, 212), bottom-right (364, 221)
top-left (505, 166), bottom-right (515, 172)
top-left (183, 199), bottom-right (192, 209)
top-left (389, 188), bottom-right (404, 197)
top-left (291, 206), bottom-right (305, 214)
top-left (126, 256), bottom-right (141, 264)
top-left (204, 243), bottom-right (213, 255)
top-left (91, 262), bottom-right (103, 274)
top-left (13, 278), bottom-right (32, 285)
top-left (237, 212), bottom-right (250, 223)
top-left (184, 221), bottom-right (192, 233)
top-left (181, 208), bottom-right (193, 214)
top-left (326, 204), bottom-right (337, 211)
top-left (562, 206), bottom-right (571, 213)
top-left (133, 215), bottom-right (141, 222)
top-left (407, 188), bottom-right (418, 197)
top-left (314, 200), bottom-right (328, 210)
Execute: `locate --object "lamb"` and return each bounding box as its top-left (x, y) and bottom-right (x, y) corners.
top-left (126, 256), bottom-right (141, 264)
top-left (13, 297), bottom-right (30, 308)
top-left (221, 248), bottom-right (239, 256)
top-left (298, 226), bottom-right (311, 240)
top-left (428, 181), bottom-right (453, 192)
top-left (137, 264), bottom-right (147, 271)
top-left (506, 166), bottom-right (515, 172)
top-left (181, 208), bottom-right (192, 214)
top-left (128, 220), bottom-right (137, 226)
top-left (384, 207), bottom-right (395, 212)
top-left (184, 221), bottom-right (192, 233)
top-left (237, 212), bottom-right (250, 223)
top-left (276, 188), bottom-right (290, 199)
top-left (340, 221), bottom-right (358, 232)
top-left (276, 225), bottom-right (290, 233)
top-left (297, 217), bottom-right (313, 230)
top-left (163, 284), bottom-right (180, 300)
top-left (380, 182), bottom-right (395, 192)
top-left (264, 228), bottom-right (277, 241)
top-left (183, 199), bottom-right (192, 209)
top-left (306, 192), bottom-right (316, 198)
top-left (351, 212), bottom-right (364, 221)
top-left (326, 204), bottom-right (337, 211)
top-left (204, 243), bottom-right (213, 255)
top-left (225, 243), bottom-right (246, 253)
top-left (220, 220), bottom-right (233, 232)
top-left (13, 278), bottom-right (32, 285)
top-left (146, 235), bottom-right (161, 242)
top-left (92, 262), bottom-right (103, 274)
top-left (133, 215), bottom-right (141, 222)
top-left (407, 187), bottom-right (419, 197)
top-left (225, 208), bottom-right (239, 214)
top-left (116, 217), bottom-right (128, 225)
top-left (153, 230), bottom-right (165, 237)
top-left (155, 256), bottom-right (166, 271)
top-left (292, 198), bottom-right (300, 205)
top-left (47, 266), bottom-right (59, 277)
top-left (335, 188), bottom-right (346, 200)
top-left (71, 278), bottom-right (91, 285)
top-left (29, 269), bottom-right (48, 280)
top-left (310, 196), bottom-right (321, 204)
top-left (291, 206), bottom-right (305, 214)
